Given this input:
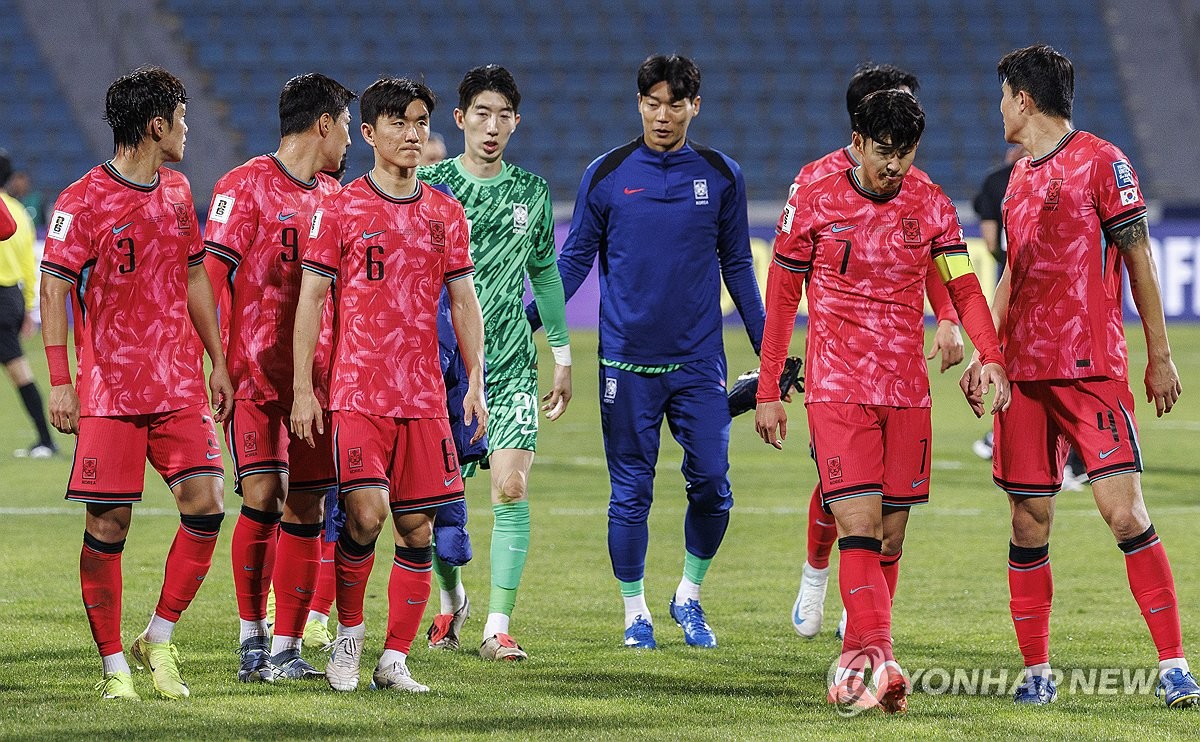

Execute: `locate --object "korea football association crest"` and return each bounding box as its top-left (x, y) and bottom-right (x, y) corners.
top-left (512, 203), bottom-right (529, 235)
top-left (603, 375), bottom-right (618, 404)
top-left (429, 220), bottom-right (446, 248)
top-left (901, 218), bottom-right (921, 244)
top-left (693, 179), bottom-right (709, 205)
top-left (1112, 160), bottom-right (1135, 189)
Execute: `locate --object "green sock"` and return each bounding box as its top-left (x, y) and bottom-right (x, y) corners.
top-left (619, 579), bottom-right (645, 597)
top-left (431, 551), bottom-right (461, 592)
top-left (489, 501), bottom-right (530, 615)
top-left (683, 552), bottom-right (712, 585)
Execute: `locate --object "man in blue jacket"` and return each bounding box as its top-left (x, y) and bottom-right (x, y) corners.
top-left (528, 54), bottom-right (765, 649)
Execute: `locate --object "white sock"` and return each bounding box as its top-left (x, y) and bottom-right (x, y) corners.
top-left (271, 634), bottom-right (302, 655)
top-left (1160, 658), bottom-right (1190, 678)
top-left (873, 660), bottom-right (905, 689)
top-left (674, 576), bottom-right (701, 604)
top-left (484, 612), bottom-right (510, 639)
top-left (102, 652), bottom-right (130, 676)
top-left (832, 666), bottom-right (864, 686)
top-left (144, 614), bottom-right (176, 644)
top-left (306, 610), bottom-right (329, 625)
top-left (337, 622), bottom-right (366, 640)
top-left (624, 594), bottom-right (651, 629)
top-left (1025, 663), bottom-right (1053, 681)
top-left (378, 649), bottom-right (407, 669)
top-left (440, 583), bottom-right (467, 614)
top-left (239, 618), bottom-right (270, 644)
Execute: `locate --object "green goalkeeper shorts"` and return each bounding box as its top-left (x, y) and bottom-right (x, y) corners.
top-left (464, 374), bottom-right (539, 477)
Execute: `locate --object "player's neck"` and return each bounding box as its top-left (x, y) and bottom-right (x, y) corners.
top-left (109, 148), bottom-right (164, 186)
top-left (369, 163), bottom-right (419, 199)
top-left (459, 151), bottom-right (504, 180)
top-left (1018, 118), bottom-right (1074, 161)
top-left (274, 137), bottom-right (322, 182)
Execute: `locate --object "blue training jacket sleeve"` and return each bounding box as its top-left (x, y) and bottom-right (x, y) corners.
top-left (715, 157), bottom-right (765, 354)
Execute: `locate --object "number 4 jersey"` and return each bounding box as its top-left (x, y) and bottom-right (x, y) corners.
top-left (303, 174), bottom-right (474, 419)
top-left (204, 154), bottom-right (340, 404)
top-left (41, 162), bottom-right (207, 417)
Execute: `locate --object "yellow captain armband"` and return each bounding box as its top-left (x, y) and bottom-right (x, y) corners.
top-left (932, 244), bottom-right (974, 282)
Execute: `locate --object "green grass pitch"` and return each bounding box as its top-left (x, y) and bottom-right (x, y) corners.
top-left (1, 326), bottom-right (1198, 739)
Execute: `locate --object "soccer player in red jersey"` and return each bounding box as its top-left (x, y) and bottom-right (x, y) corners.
top-left (0, 194), bottom-right (15, 240)
top-left (204, 73), bottom-right (356, 683)
top-left (291, 77), bottom-right (487, 693)
top-left (756, 90), bottom-right (1010, 713)
top-left (787, 63), bottom-right (966, 641)
top-left (39, 66), bottom-right (232, 701)
top-left (960, 44), bottom-right (1198, 708)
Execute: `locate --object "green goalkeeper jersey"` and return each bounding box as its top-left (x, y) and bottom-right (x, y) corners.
top-left (418, 157), bottom-right (569, 379)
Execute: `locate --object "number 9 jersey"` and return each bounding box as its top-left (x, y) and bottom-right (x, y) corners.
top-left (303, 174), bottom-right (474, 419)
top-left (40, 162), bottom-right (207, 416)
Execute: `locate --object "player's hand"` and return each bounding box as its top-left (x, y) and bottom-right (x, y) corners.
top-left (927, 320), bottom-right (964, 373)
top-left (1145, 356), bottom-right (1182, 417)
top-left (754, 400), bottom-right (787, 450)
top-left (463, 385), bottom-right (488, 445)
top-left (48, 383), bottom-right (80, 435)
top-left (978, 362), bottom-right (1011, 416)
top-left (20, 313), bottom-right (35, 340)
top-left (208, 364), bottom-right (234, 423)
top-left (959, 357), bottom-right (985, 417)
top-left (290, 390), bottom-right (324, 448)
top-left (542, 363), bottom-right (572, 421)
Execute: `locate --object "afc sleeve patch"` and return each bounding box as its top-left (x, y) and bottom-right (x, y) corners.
top-left (47, 210), bottom-right (73, 241)
top-left (208, 193), bottom-right (235, 224)
top-left (779, 203), bottom-right (795, 234)
top-left (1120, 187), bottom-right (1140, 206)
top-left (309, 210), bottom-right (323, 239)
top-left (1112, 160), bottom-right (1135, 189)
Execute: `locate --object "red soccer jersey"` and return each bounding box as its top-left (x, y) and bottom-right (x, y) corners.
top-left (771, 169), bottom-right (965, 407)
top-left (1001, 130), bottom-right (1145, 382)
top-left (41, 163), bottom-right (207, 416)
top-left (204, 155), bottom-right (340, 404)
top-left (303, 175), bottom-right (473, 418)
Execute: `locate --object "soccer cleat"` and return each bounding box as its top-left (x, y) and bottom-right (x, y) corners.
top-left (237, 637), bottom-right (277, 683)
top-left (669, 598), bottom-right (717, 648)
top-left (270, 649), bottom-right (324, 680)
top-left (95, 671), bottom-right (140, 701)
top-left (370, 661), bottom-right (430, 693)
top-left (826, 674), bottom-right (878, 711)
top-left (480, 633), bottom-right (528, 661)
top-left (1013, 674), bottom-right (1057, 705)
top-left (972, 431), bottom-right (994, 460)
top-left (624, 616), bottom-right (657, 649)
top-left (1157, 668), bottom-right (1200, 708)
top-left (324, 635), bottom-right (363, 692)
top-left (426, 597), bottom-right (470, 651)
top-left (130, 633), bottom-right (190, 700)
top-left (14, 443), bottom-right (56, 459)
top-left (834, 609), bottom-right (848, 640)
top-left (303, 619), bottom-right (334, 650)
top-left (792, 562), bottom-right (830, 638)
top-left (874, 661), bottom-right (910, 714)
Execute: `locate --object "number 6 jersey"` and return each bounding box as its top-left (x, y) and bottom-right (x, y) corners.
top-left (41, 162), bottom-right (207, 416)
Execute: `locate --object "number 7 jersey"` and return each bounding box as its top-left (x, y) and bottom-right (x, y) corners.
top-left (303, 174), bottom-right (474, 418)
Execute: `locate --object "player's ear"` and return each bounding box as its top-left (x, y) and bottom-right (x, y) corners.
top-left (453, 107), bottom-right (466, 131)
top-left (318, 112), bottom-right (333, 138)
top-left (512, 111), bottom-right (520, 129)
top-left (692, 96), bottom-right (701, 116)
top-left (360, 121), bottom-right (374, 147)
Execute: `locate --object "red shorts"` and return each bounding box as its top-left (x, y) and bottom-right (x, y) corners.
top-left (224, 400), bottom-right (336, 494)
top-left (66, 403), bottom-right (224, 504)
top-left (331, 411), bottom-right (463, 514)
top-left (993, 378), bottom-right (1142, 496)
top-left (807, 402), bottom-right (932, 509)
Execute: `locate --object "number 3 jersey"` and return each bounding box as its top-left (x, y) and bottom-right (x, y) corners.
top-left (303, 174), bottom-right (474, 419)
top-left (204, 154), bottom-right (340, 404)
top-left (41, 162), bottom-right (207, 417)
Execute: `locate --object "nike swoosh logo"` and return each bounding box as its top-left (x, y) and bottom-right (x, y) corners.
top-left (1098, 445), bottom-right (1120, 459)
top-left (623, 187), bottom-right (646, 195)
top-left (508, 546), bottom-right (528, 553)
top-left (406, 598), bottom-right (427, 605)
top-left (340, 580), bottom-right (361, 587)
top-left (831, 224), bottom-right (855, 233)
top-left (294, 587), bottom-right (315, 595)
top-left (278, 212), bottom-right (297, 221)
top-left (362, 229), bottom-right (385, 240)
top-left (85, 602), bottom-right (102, 609)
top-left (1013, 616), bottom-right (1033, 621)
top-left (911, 478), bottom-right (928, 488)
top-left (443, 474), bottom-right (461, 487)
top-left (1149, 605), bottom-right (1171, 614)
top-left (242, 565), bottom-right (259, 571)
top-left (206, 452), bottom-right (221, 460)
top-left (112, 222), bottom-right (133, 235)
top-left (792, 602), bottom-right (805, 626)
top-left (848, 585), bottom-right (872, 595)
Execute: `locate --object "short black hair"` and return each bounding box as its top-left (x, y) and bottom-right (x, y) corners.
top-left (998, 44), bottom-right (1074, 120)
top-left (279, 73), bottom-right (357, 138)
top-left (636, 54), bottom-right (701, 101)
top-left (853, 89), bottom-right (925, 152)
top-left (104, 65), bottom-right (188, 152)
top-left (846, 63), bottom-right (920, 121)
top-left (360, 77), bottom-right (436, 128)
top-left (0, 150), bottom-right (11, 187)
top-left (457, 64), bottom-right (521, 113)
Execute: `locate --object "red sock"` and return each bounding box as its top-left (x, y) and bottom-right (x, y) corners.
top-left (272, 524), bottom-right (322, 639)
top-left (81, 534), bottom-right (123, 656)
top-left (311, 537), bottom-right (337, 616)
top-left (1121, 527), bottom-right (1184, 661)
top-left (1008, 542), bottom-right (1053, 667)
top-left (231, 507), bottom-right (280, 621)
top-left (806, 485), bottom-right (837, 570)
top-left (838, 539), bottom-right (894, 664)
top-left (334, 532), bottom-right (375, 628)
top-left (881, 551), bottom-right (902, 603)
top-left (384, 545), bottom-right (433, 653)
top-left (156, 513), bottom-right (222, 621)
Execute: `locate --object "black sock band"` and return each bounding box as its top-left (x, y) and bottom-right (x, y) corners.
top-left (394, 544), bottom-right (433, 564)
top-left (280, 520), bottom-right (322, 539)
top-left (1009, 542), bottom-right (1049, 565)
top-left (240, 505), bottom-right (282, 525)
top-left (83, 531), bottom-right (125, 554)
top-left (1118, 524), bottom-right (1157, 554)
top-left (181, 512), bottom-right (224, 535)
top-left (838, 536), bottom-right (882, 553)
top-left (337, 530), bottom-right (375, 558)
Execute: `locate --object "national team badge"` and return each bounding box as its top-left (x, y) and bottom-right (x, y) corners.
top-left (1120, 187), bottom-right (1140, 206)
top-left (82, 457), bottom-right (98, 485)
top-left (1112, 160), bottom-right (1135, 189)
top-left (429, 220), bottom-right (446, 247)
top-left (512, 203), bottom-right (529, 235)
top-left (348, 447), bottom-right (363, 472)
top-left (826, 456), bottom-right (843, 484)
top-left (693, 179), bottom-right (709, 205)
top-left (1045, 179), bottom-right (1063, 209)
top-left (603, 376), bottom-right (617, 404)
top-left (243, 431), bottom-right (258, 456)
top-left (172, 203), bottom-right (193, 233)
top-left (902, 218), bottom-right (921, 244)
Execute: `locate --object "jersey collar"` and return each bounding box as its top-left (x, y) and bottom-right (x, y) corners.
top-left (846, 167), bottom-right (901, 202)
top-left (102, 161), bottom-right (159, 192)
top-left (268, 153), bottom-right (319, 190)
top-left (1029, 130), bottom-right (1078, 168)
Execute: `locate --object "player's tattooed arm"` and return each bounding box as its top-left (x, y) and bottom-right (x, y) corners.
top-left (1109, 217), bottom-right (1149, 252)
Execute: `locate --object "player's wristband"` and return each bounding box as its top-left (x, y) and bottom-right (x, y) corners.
top-left (550, 344), bottom-right (572, 367)
top-left (46, 344), bottom-right (71, 386)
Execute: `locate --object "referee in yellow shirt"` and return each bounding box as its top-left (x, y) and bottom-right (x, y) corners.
top-left (0, 152), bottom-right (55, 457)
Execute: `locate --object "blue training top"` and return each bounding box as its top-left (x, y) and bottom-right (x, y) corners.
top-left (528, 137), bottom-right (764, 365)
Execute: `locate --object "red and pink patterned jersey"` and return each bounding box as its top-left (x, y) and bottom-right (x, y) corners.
top-left (204, 155), bottom-right (340, 404)
top-left (303, 175), bottom-right (473, 418)
top-left (772, 169), bottom-right (965, 407)
top-left (41, 163), bottom-right (207, 416)
top-left (1001, 130), bottom-right (1145, 382)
